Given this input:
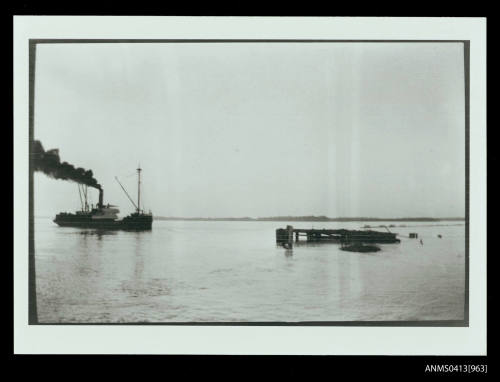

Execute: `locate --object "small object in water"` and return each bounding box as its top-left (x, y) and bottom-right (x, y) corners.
top-left (437, 234), bottom-right (442, 238)
top-left (409, 233), bottom-right (418, 238)
top-left (420, 239), bottom-right (423, 245)
top-left (341, 243), bottom-right (380, 253)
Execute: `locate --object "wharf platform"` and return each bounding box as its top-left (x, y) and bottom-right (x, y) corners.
top-left (276, 225), bottom-right (400, 248)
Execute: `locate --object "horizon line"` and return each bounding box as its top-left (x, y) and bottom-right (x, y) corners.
top-left (33, 214), bottom-right (466, 221)
top-left (153, 215), bottom-right (466, 220)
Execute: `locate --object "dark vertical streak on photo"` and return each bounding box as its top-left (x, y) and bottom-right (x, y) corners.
top-left (464, 41), bottom-right (470, 326)
top-left (28, 41), bottom-right (38, 324)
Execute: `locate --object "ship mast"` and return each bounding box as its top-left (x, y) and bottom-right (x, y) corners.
top-left (137, 165), bottom-right (141, 214)
top-left (78, 184), bottom-right (83, 211)
top-left (83, 185), bottom-right (89, 211)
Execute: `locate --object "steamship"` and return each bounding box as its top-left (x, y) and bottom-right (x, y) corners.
top-left (53, 167), bottom-right (153, 230)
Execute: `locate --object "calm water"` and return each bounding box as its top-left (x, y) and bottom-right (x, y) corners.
top-left (35, 218), bottom-right (466, 323)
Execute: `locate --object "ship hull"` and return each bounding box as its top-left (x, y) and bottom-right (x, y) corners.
top-left (54, 213), bottom-right (153, 230)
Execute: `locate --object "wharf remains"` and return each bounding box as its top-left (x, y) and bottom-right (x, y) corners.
top-left (276, 225), bottom-right (400, 248)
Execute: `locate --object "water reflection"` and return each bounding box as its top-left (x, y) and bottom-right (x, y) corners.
top-left (133, 231), bottom-right (144, 282)
top-left (293, 241), bottom-right (337, 247)
top-left (125, 230), bottom-right (155, 299)
top-left (77, 229), bottom-right (118, 240)
top-left (68, 229), bottom-right (110, 298)
top-left (337, 253), bottom-right (363, 316)
top-left (338, 254), bottom-right (351, 313)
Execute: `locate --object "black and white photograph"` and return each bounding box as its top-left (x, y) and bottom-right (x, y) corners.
top-left (14, 16), bottom-right (487, 356)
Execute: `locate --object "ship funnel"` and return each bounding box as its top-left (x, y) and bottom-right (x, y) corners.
top-left (99, 189), bottom-right (103, 208)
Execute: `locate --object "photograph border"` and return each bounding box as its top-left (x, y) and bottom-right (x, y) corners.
top-left (28, 38), bottom-right (470, 327)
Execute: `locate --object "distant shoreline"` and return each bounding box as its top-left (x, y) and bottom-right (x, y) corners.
top-left (154, 216), bottom-right (465, 222)
top-left (35, 215), bottom-right (465, 222)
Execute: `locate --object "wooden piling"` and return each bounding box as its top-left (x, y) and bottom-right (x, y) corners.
top-left (287, 225), bottom-right (294, 248)
top-left (276, 228), bottom-right (287, 245)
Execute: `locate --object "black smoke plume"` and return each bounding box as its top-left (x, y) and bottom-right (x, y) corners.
top-left (32, 140), bottom-right (101, 189)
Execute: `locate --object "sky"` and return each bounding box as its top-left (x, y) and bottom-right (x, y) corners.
top-left (33, 42), bottom-right (466, 218)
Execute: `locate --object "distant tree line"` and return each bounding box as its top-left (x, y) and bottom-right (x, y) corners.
top-left (154, 216), bottom-right (465, 222)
